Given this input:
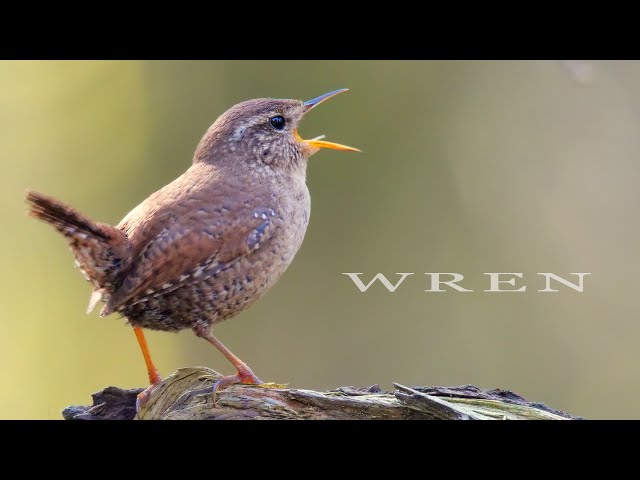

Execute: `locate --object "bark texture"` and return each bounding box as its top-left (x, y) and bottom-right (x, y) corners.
top-left (62, 367), bottom-right (579, 420)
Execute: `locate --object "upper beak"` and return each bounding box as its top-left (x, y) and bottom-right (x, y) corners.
top-left (303, 88), bottom-right (350, 112)
top-left (298, 88), bottom-right (361, 153)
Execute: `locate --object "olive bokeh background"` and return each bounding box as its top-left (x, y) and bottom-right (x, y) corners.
top-left (3, 60), bottom-right (638, 419)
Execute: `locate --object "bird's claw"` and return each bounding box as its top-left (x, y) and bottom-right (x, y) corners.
top-left (135, 378), bottom-right (163, 418)
top-left (211, 368), bottom-right (263, 406)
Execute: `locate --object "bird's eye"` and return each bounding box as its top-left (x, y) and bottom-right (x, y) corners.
top-left (269, 115), bottom-right (286, 130)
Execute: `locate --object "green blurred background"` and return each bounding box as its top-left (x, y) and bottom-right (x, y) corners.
top-left (3, 60), bottom-right (638, 419)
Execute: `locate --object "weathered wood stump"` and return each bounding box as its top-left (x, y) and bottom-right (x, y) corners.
top-left (62, 367), bottom-right (578, 420)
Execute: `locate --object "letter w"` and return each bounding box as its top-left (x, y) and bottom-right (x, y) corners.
top-left (342, 273), bottom-right (414, 293)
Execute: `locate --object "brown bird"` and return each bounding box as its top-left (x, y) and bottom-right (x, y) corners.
top-left (26, 89), bottom-right (358, 410)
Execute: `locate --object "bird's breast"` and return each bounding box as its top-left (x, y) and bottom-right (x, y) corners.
top-left (252, 183), bottom-right (309, 271)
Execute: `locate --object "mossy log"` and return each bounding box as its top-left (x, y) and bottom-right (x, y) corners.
top-left (62, 367), bottom-right (578, 420)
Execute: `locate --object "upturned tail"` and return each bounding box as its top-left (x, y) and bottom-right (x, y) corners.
top-left (25, 190), bottom-right (131, 313)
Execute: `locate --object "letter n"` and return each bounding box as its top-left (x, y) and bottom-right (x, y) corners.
top-left (537, 273), bottom-right (591, 292)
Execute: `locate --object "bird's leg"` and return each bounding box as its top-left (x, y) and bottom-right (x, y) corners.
top-left (193, 323), bottom-right (262, 404)
top-left (133, 327), bottom-right (163, 412)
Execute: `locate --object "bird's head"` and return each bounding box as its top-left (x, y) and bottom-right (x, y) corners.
top-left (194, 89), bottom-right (359, 172)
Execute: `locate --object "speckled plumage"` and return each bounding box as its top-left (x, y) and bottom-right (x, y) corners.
top-left (29, 97), bottom-right (313, 333)
top-left (26, 90), bottom-right (356, 401)
top-left (113, 160), bottom-right (310, 332)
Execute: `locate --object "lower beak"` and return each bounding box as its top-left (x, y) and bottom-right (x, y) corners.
top-left (298, 132), bottom-right (361, 152)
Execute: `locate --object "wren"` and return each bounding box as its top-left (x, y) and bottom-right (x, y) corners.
top-left (26, 89), bottom-right (358, 410)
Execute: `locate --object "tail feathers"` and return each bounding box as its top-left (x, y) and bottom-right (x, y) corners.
top-left (26, 190), bottom-right (131, 294)
top-left (26, 190), bottom-right (108, 240)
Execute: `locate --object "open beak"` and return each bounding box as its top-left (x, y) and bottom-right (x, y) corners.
top-left (296, 88), bottom-right (361, 153)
